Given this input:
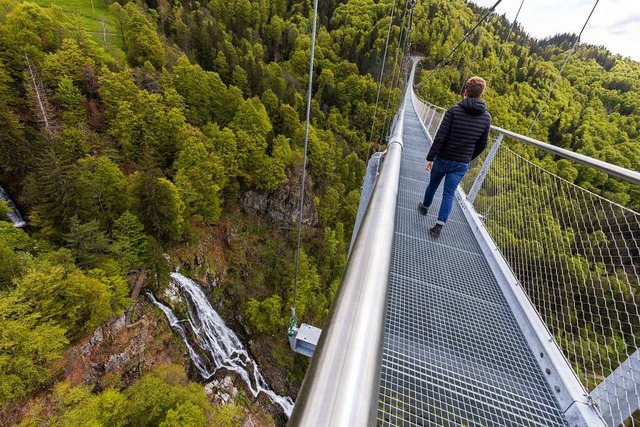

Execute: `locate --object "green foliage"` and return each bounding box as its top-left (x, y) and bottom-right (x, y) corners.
top-left (19, 365), bottom-right (243, 426)
top-left (231, 97), bottom-right (273, 138)
top-left (159, 402), bottom-right (207, 427)
top-left (246, 294), bottom-right (284, 334)
top-left (0, 2), bottom-right (61, 71)
top-left (129, 172), bottom-right (186, 245)
top-left (75, 156), bottom-right (127, 227)
top-left (285, 250), bottom-right (323, 322)
top-left (51, 383), bottom-right (127, 427)
top-left (25, 148), bottom-right (83, 233)
top-left (87, 266), bottom-right (130, 314)
top-left (111, 211), bottom-right (149, 272)
top-left (0, 293), bottom-right (67, 402)
top-left (109, 2), bottom-right (165, 68)
top-left (64, 217), bottom-right (110, 269)
top-left (14, 263), bottom-right (113, 339)
top-left (55, 77), bottom-right (85, 124)
top-left (171, 55), bottom-right (237, 127)
top-left (123, 364), bottom-right (213, 427)
top-left (210, 404), bottom-right (245, 427)
top-left (173, 126), bottom-right (224, 222)
top-left (0, 200), bottom-right (11, 222)
top-left (203, 124), bottom-right (241, 192)
top-left (41, 38), bottom-right (94, 89)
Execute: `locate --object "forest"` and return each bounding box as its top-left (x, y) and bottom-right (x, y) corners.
top-left (0, 0), bottom-right (638, 425)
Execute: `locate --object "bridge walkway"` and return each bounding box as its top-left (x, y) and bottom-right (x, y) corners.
top-left (376, 97), bottom-right (569, 426)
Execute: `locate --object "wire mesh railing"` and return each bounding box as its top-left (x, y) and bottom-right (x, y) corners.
top-left (413, 93), bottom-right (640, 426)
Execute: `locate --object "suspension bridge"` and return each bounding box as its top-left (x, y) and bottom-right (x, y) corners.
top-left (287, 61), bottom-right (640, 426)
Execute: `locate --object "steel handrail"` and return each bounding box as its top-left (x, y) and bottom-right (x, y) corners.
top-left (288, 66), bottom-right (413, 427)
top-left (412, 92), bottom-right (640, 186)
top-left (491, 124), bottom-right (640, 186)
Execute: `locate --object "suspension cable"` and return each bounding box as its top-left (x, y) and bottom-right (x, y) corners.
top-left (380, 0), bottom-right (411, 142)
top-left (527, 0), bottom-right (600, 134)
top-left (366, 0), bottom-right (399, 165)
top-left (291, 0), bottom-right (319, 327)
top-left (488, 0), bottom-right (525, 84)
top-left (415, 0), bottom-right (503, 89)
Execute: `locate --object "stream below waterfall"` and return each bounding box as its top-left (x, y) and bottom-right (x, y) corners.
top-left (0, 186), bottom-right (26, 227)
top-left (148, 272), bottom-right (294, 417)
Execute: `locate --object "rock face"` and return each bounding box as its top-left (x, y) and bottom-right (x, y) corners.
top-left (205, 375), bottom-right (238, 404)
top-left (64, 304), bottom-right (174, 388)
top-left (240, 179), bottom-right (318, 227)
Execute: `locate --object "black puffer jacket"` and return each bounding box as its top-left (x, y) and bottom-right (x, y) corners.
top-left (426, 97), bottom-right (491, 163)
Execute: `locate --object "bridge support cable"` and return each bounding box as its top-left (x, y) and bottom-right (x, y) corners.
top-left (414, 0), bottom-right (503, 90)
top-left (379, 0), bottom-right (412, 145)
top-left (288, 64), bottom-right (413, 427)
top-left (527, 0), bottom-right (600, 134)
top-left (488, 0), bottom-right (526, 84)
top-left (366, 0), bottom-right (400, 164)
top-left (412, 88), bottom-right (640, 425)
top-left (288, 0), bottom-right (319, 356)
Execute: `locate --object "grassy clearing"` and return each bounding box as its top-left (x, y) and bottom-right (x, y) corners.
top-left (31, 0), bottom-right (124, 48)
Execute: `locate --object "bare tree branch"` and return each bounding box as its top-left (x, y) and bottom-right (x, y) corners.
top-left (24, 53), bottom-right (57, 137)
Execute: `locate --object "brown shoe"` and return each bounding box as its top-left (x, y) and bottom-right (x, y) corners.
top-left (429, 223), bottom-right (443, 237)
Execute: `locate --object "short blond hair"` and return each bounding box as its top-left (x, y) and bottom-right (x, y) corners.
top-left (464, 76), bottom-right (486, 98)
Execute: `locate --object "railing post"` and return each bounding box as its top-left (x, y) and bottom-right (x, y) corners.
top-left (590, 349), bottom-right (640, 427)
top-left (467, 133), bottom-right (503, 204)
top-left (435, 113), bottom-right (444, 136)
top-left (426, 108), bottom-right (436, 133)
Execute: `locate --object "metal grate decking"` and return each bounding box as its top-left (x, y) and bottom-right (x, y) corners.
top-left (377, 100), bottom-right (569, 426)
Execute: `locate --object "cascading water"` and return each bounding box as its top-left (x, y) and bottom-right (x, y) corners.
top-left (0, 186), bottom-right (26, 227)
top-left (148, 273), bottom-right (294, 417)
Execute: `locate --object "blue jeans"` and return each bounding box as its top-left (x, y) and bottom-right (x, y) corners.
top-left (422, 158), bottom-right (469, 224)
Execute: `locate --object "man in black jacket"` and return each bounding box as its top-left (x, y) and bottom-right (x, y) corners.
top-left (417, 76), bottom-right (491, 237)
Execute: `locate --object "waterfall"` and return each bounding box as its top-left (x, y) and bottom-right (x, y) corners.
top-left (148, 273), bottom-right (294, 417)
top-left (0, 186), bottom-right (26, 227)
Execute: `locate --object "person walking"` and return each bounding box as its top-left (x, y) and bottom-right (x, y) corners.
top-left (417, 76), bottom-right (491, 237)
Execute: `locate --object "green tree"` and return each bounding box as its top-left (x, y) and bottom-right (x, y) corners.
top-left (0, 200), bottom-right (10, 223)
top-left (174, 126), bottom-right (225, 222)
top-left (111, 211), bottom-right (149, 273)
top-left (129, 172), bottom-right (186, 245)
top-left (0, 293), bottom-right (67, 402)
top-left (246, 294), bottom-right (284, 334)
top-left (55, 77), bottom-right (85, 125)
top-left (76, 156), bottom-right (128, 227)
top-left (285, 250), bottom-right (323, 321)
top-left (0, 2), bottom-right (61, 73)
top-left (171, 55), bottom-right (231, 127)
top-left (123, 364), bottom-right (214, 427)
top-left (64, 217), bottom-right (110, 269)
top-left (210, 404), bottom-right (245, 427)
top-left (51, 383), bottom-right (127, 427)
top-left (41, 38), bottom-right (94, 89)
top-left (25, 148), bottom-right (82, 233)
top-left (87, 266), bottom-right (130, 314)
top-left (159, 402), bottom-right (208, 427)
top-left (0, 63), bottom-right (27, 183)
top-left (110, 2), bottom-right (165, 68)
top-left (230, 97), bottom-right (273, 138)
top-left (15, 264), bottom-right (113, 339)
